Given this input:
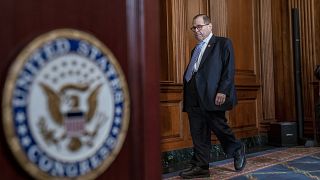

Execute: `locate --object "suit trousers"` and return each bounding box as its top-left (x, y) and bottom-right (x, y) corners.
top-left (185, 74), bottom-right (241, 168)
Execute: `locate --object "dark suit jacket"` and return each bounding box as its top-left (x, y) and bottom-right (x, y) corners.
top-left (183, 35), bottom-right (237, 111)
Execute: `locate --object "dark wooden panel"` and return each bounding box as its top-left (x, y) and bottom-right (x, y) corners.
top-left (160, 85), bottom-right (192, 151)
top-left (160, 101), bottom-right (183, 140)
top-left (260, 0), bottom-right (276, 129)
top-left (316, 0), bottom-right (320, 64)
top-left (315, 0), bottom-right (320, 142)
top-left (209, 0), bottom-right (227, 36)
top-left (226, 0), bottom-right (261, 137)
top-left (233, 100), bottom-right (258, 128)
top-left (229, 88), bottom-right (260, 138)
top-left (0, 0), bottom-right (161, 179)
top-left (271, 0), bottom-right (296, 122)
top-left (227, 0), bottom-right (255, 76)
top-left (160, 0), bottom-right (172, 82)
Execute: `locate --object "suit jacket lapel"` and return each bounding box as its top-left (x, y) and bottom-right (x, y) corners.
top-left (198, 35), bottom-right (216, 70)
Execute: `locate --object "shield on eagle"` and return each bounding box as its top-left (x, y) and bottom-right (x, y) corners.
top-left (64, 111), bottom-right (85, 137)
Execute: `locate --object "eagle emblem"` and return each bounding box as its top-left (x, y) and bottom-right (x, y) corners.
top-left (38, 83), bottom-right (104, 151)
top-left (3, 29), bottom-right (130, 179)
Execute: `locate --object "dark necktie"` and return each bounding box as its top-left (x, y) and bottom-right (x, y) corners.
top-left (185, 41), bottom-right (205, 82)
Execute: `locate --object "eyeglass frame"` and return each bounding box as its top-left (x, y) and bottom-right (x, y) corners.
top-left (190, 24), bottom-right (209, 32)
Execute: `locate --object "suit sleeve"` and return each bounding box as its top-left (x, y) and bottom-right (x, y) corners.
top-left (217, 39), bottom-right (235, 96)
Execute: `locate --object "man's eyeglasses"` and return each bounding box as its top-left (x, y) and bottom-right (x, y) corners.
top-left (190, 24), bottom-right (209, 32)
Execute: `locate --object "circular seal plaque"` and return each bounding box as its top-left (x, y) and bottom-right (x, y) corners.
top-left (2, 29), bottom-right (130, 179)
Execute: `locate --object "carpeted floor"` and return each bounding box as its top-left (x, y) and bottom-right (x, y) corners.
top-left (163, 147), bottom-right (320, 180)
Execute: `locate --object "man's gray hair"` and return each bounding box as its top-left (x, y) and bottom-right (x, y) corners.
top-left (193, 14), bottom-right (211, 24)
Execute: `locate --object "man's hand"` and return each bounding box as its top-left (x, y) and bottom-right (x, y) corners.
top-left (215, 93), bottom-right (226, 106)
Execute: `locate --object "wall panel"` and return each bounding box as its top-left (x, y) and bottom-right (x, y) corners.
top-left (227, 0), bottom-right (256, 76)
top-left (225, 0), bottom-right (262, 137)
top-left (160, 86), bottom-right (193, 150)
top-left (260, 0), bottom-right (276, 132)
top-left (160, 89), bottom-right (184, 141)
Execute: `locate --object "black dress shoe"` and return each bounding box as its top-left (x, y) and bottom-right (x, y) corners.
top-left (179, 166), bottom-right (210, 179)
top-left (234, 143), bottom-right (246, 171)
top-left (183, 163), bottom-right (195, 172)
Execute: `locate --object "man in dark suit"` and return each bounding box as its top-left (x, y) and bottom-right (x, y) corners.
top-left (179, 14), bottom-right (246, 179)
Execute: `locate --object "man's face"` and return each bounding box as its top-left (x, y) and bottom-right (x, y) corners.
top-left (191, 17), bottom-right (212, 41)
